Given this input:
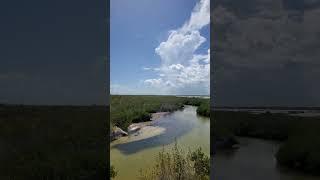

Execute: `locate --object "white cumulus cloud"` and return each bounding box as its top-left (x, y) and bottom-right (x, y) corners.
top-left (144, 0), bottom-right (210, 95)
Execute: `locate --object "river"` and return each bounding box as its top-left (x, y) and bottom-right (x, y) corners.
top-left (213, 137), bottom-right (319, 180)
top-left (110, 106), bottom-right (210, 180)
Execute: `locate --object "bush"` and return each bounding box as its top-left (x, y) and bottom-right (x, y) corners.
top-left (0, 105), bottom-right (108, 179)
top-left (276, 126), bottom-right (320, 174)
top-left (197, 102), bottom-right (210, 117)
top-left (213, 110), bottom-right (320, 175)
top-left (110, 165), bottom-right (117, 179)
top-left (139, 142), bottom-right (210, 180)
top-left (190, 147), bottom-right (210, 178)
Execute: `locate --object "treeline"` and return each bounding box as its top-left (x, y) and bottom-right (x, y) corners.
top-left (213, 111), bottom-right (292, 141)
top-left (214, 106), bottom-right (320, 110)
top-left (213, 111), bottom-right (320, 175)
top-left (183, 97), bottom-right (210, 117)
top-left (0, 105), bottom-right (108, 179)
top-left (197, 101), bottom-right (210, 117)
top-left (111, 95), bottom-right (209, 130)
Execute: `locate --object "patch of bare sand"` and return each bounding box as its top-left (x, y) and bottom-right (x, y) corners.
top-left (112, 125), bottom-right (166, 145)
top-left (110, 112), bottom-right (170, 145)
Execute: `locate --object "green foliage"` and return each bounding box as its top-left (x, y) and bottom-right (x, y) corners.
top-left (111, 95), bottom-right (184, 130)
top-left (196, 102), bottom-right (210, 117)
top-left (138, 142), bottom-right (210, 180)
top-left (110, 165), bottom-right (117, 179)
top-left (111, 95), bottom-right (209, 130)
top-left (213, 110), bottom-right (320, 174)
top-left (213, 111), bottom-right (294, 141)
top-left (190, 147), bottom-right (210, 178)
top-left (183, 97), bottom-right (204, 106)
top-left (0, 105), bottom-right (108, 179)
top-left (276, 120), bottom-right (320, 175)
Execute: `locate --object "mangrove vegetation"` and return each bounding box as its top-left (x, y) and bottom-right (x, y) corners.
top-left (110, 95), bottom-right (210, 130)
top-left (0, 104), bottom-right (108, 179)
top-left (213, 110), bottom-right (320, 175)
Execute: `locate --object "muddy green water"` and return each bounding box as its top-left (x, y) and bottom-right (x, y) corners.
top-left (110, 106), bottom-right (210, 180)
top-left (214, 137), bottom-right (319, 180)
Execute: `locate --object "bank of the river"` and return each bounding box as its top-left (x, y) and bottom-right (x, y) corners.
top-left (214, 137), bottom-right (319, 180)
top-left (213, 110), bottom-right (320, 176)
top-left (111, 106), bottom-right (210, 180)
top-left (110, 95), bottom-right (209, 131)
top-left (110, 111), bottom-right (170, 141)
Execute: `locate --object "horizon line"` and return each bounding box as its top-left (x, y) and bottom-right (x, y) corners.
top-left (110, 94), bottom-right (210, 96)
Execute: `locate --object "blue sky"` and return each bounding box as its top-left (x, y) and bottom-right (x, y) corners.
top-left (111, 0), bottom-right (210, 95)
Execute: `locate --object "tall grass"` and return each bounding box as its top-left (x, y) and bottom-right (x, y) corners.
top-left (138, 142), bottom-right (210, 180)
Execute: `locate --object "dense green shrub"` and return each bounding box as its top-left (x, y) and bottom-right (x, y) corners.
top-left (110, 165), bottom-right (117, 179)
top-left (0, 105), bottom-right (108, 179)
top-left (213, 111), bottom-right (294, 141)
top-left (197, 102), bottom-right (210, 117)
top-left (111, 95), bottom-right (210, 130)
top-left (138, 142), bottom-right (210, 180)
top-left (276, 121), bottom-right (320, 174)
top-left (190, 147), bottom-right (210, 178)
top-left (183, 97), bottom-right (205, 106)
top-left (213, 110), bottom-right (320, 174)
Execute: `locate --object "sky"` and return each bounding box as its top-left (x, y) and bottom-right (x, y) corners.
top-left (2, 0), bottom-right (320, 106)
top-left (0, 0), bottom-right (106, 105)
top-left (212, 0), bottom-right (320, 106)
top-left (111, 0), bottom-right (210, 95)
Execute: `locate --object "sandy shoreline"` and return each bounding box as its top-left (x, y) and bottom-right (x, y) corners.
top-left (127, 112), bottom-right (170, 133)
top-left (111, 112), bottom-right (170, 142)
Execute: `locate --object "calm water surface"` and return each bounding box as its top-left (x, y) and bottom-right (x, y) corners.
top-left (213, 137), bottom-right (319, 180)
top-left (110, 106), bottom-right (210, 180)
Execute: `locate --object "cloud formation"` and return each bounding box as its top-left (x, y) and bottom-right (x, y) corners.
top-left (144, 0), bottom-right (210, 95)
top-left (213, 0), bottom-right (320, 106)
